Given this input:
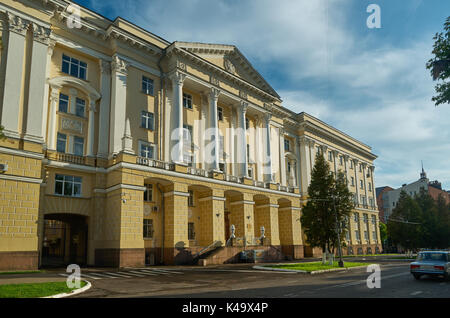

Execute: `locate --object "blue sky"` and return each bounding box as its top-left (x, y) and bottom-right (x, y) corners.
top-left (75, 0), bottom-right (450, 190)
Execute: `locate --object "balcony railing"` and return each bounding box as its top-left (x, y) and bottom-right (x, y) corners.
top-left (54, 152), bottom-right (86, 165)
top-left (136, 157), bottom-right (175, 171)
top-left (135, 157), bottom-right (297, 193)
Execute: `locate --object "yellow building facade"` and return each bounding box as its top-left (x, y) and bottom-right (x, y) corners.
top-left (0, 0), bottom-right (381, 270)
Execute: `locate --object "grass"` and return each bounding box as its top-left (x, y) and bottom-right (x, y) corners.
top-left (341, 254), bottom-right (402, 258)
top-left (268, 261), bottom-right (368, 272)
top-left (0, 281), bottom-right (87, 298)
top-left (0, 270), bottom-right (44, 275)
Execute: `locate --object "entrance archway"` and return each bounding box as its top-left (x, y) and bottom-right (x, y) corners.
top-left (41, 214), bottom-right (88, 267)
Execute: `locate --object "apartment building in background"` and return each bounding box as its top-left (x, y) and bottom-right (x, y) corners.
top-left (0, 0), bottom-right (381, 270)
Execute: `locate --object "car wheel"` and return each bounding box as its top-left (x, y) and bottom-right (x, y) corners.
top-left (413, 273), bottom-right (421, 280)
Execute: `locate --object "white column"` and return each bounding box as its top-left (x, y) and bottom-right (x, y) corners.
top-left (295, 136), bottom-right (301, 189)
top-left (332, 150), bottom-right (338, 175)
top-left (237, 101), bottom-right (248, 177)
top-left (362, 163), bottom-right (368, 207)
top-left (353, 159), bottom-right (360, 206)
top-left (24, 24), bottom-right (52, 144)
top-left (279, 128), bottom-right (286, 186)
top-left (255, 116), bottom-right (263, 181)
top-left (1, 13), bottom-right (30, 139)
top-left (41, 39), bottom-right (55, 146)
top-left (263, 112), bottom-right (273, 182)
top-left (230, 108), bottom-right (236, 176)
top-left (68, 88), bottom-right (78, 115)
top-left (299, 137), bottom-right (311, 195)
top-left (47, 86), bottom-right (61, 150)
top-left (208, 87), bottom-right (221, 171)
top-left (370, 166), bottom-right (377, 209)
top-left (110, 54), bottom-right (129, 155)
top-left (344, 154), bottom-right (350, 190)
top-left (87, 99), bottom-right (96, 156)
top-left (98, 59), bottom-right (111, 158)
top-left (169, 71), bottom-right (186, 164)
top-left (199, 94), bottom-right (207, 169)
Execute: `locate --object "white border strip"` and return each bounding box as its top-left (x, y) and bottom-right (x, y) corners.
top-left (42, 280), bottom-right (92, 298)
top-left (0, 147), bottom-right (44, 160)
top-left (105, 184), bottom-right (146, 193)
top-left (0, 174), bottom-right (42, 184)
top-left (230, 200), bottom-right (255, 206)
top-left (198, 196), bottom-right (226, 202)
top-left (163, 191), bottom-right (190, 197)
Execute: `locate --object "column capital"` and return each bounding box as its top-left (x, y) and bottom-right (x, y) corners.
top-left (344, 154), bottom-right (350, 161)
top-left (209, 87), bottom-right (221, 101)
top-left (238, 100), bottom-right (248, 114)
top-left (369, 165), bottom-right (375, 172)
top-left (169, 71), bottom-right (186, 86)
top-left (321, 144), bottom-right (328, 152)
top-left (99, 59), bottom-right (111, 75)
top-left (49, 85), bottom-right (61, 100)
top-left (361, 162), bottom-right (367, 169)
top-left (88, 99), bottom-right (97, 113)
top-left (32, 23), bottom-right (52, 45)
top-left (352, 158), bottom-right (359, 164)
top-left (332, 149), bottom-right (339, 156)
top-left (111, 54), bottom-right (129, 75)
top-left (7, 12), bottom-right (31, 36)
top-left (264, 111), bottom-right (272, 124)
top-left (279, 127), bottom-right (285, 136)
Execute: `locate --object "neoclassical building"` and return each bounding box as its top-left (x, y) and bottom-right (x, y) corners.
top-left (0, 0), bottom-right (381, 270)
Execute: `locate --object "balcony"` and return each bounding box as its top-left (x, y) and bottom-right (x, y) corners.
top-left (45, 151), bottom-right (96, 166)
top-left (136, 156), bottom-right (299, 194)
top-left (136, 157), bottom-right (175, 171)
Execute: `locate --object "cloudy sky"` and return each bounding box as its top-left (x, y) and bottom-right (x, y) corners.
top-left (75, 0), bottom-right (450, 190)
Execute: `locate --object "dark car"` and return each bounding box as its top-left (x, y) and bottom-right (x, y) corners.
top-left (410, 251), bottom-right (450, 281)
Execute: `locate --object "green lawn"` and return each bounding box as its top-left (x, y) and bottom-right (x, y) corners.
top-left (0, 281), bottom-right (87, 298)
top-left (268, 261), bottom-right (368, 272)
top-left (0, 270), bottom-right (44, 275)
top-left (341, 254), bottom-right (402, 258)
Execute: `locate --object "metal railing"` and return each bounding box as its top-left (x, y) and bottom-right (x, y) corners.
top-left (136, 157), bottom-right (175, 171)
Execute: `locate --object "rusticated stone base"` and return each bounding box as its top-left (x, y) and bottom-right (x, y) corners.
top-left (0, 251), bottom-right (38, 271)
top-left (281, 245), bottom-right (304, 260)
top-left (304, 246), bottom-right (323, 258)
top-left (95, 248), bottom-right (145, 268)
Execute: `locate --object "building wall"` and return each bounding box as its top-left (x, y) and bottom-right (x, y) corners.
top-left (0, 0), bottom-right (382, 270)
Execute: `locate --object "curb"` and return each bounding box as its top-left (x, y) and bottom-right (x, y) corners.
top-left (42, 280), bottom-right (91, 298)
top-left (253, 264), bottom-right (376, 275)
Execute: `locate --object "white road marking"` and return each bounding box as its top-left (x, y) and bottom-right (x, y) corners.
top-left (410, 291), bottom-right (423, 296)
top-left (127, 270), bottom-right (156, 276)
top-left (103, 272), bottom-right (133, 278)
top-left (58, 273), bottom-right (69, 277)
top-left (140, 269), bottom-right (170, 275)
top-left (146, 268), bottom-right (184, 274)
top-left (86, 272), bottom-right (117, 279)
top-left (318, 272), bottom-right (410, 290)
top-left (80, 273), bottom-right (102, 280)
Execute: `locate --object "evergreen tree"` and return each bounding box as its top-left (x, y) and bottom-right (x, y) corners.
top-left (300, 152), bottom-right (354, 255)
top-left (435, 194), bottom-right (450, 248)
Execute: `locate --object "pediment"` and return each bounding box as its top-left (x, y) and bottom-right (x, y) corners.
top-left (175, 42), bottom-right (279, 99)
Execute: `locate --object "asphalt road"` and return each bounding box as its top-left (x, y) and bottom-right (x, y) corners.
top-left (66, 261), bottom-right (449, 298)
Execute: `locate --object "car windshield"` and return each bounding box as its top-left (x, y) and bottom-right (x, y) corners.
top-left (417, 253), bottom-right (447, 261)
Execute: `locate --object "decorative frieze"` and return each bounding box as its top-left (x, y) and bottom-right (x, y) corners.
top-left (61, 117), bottom-right (83, 134)
top-left (239, 90), bottom-right (248, 100)
top-left (209, 75), bottom-right (219, 86)
top-left (224, 58), bottom-right (236, 74)
top-left (32, 24), bottom-right (51, 45)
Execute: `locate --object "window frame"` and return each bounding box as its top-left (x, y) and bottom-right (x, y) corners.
top-left (139, 141), bottom-right (155, 159)
top-left (54, 174), bottom-right (82, 197)
top-left (183, 93), bottom-right (193, 109)
top-left (144, 184), bottom-right (153, 202)
top-left (75, 97), bottom-right (85, 117)
top-left (73, 136), bottom-right (84, 156)
top-left (217, 106), bottom-right (223, 121)
top-left (141, 111), bottom-right (155, 130)
top-left (142, 76), bottom-right (154, 95)
top-left (62, 54), bottom-right (87, 80)
top-left (57, 133), bottom-right (67, 153)
top-left (143, 219), bottom-right (154, 239)
top-left (58, 93), bottom-right (69, 113)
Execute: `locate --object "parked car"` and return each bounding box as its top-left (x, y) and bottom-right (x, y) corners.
top-left (410, 251), bottom-right (450, 281)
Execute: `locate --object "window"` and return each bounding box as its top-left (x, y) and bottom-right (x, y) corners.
top-left (350, 161), bottom-right (353, 169)
top-left (351, 176), bottom-right (354, 186)
top-left (183, 124), bottom-right (193, 152)
top-left (248, 168), bottom-right (253, 178)
top-left (143, 219), bottom-right (153, 238)
top-left (75, 98), bottom-right (85, 117)
top-left (139, 141), bottom-right (154, 159)
top-left (369, 198), bottom-right (373, 207)
top-left (57, 133), bottom-right (67, 153)
top-left (219, 162), bottom-right (225, 173)
top-left (55, 174), bottom-right (82, 197)
top-left (141, 111), bottom-right (154, 130)
top-left (245, 117), bottom-right (249, 130)
top-left (188, 222), bottom-right (195, 240)
top-left (142, 76), bottom-right (154, 95)
top-left (59, 93), bottom-right (69, 113)
top-left (287, 161), bottom-right (291, 173)
top-left (183, 93), bottom-right (192, 109)
top-left (355, 230), bottom-right (360, 241)
top-left (339, 156), bottom-right (343, 165)
top-left (188, 190), bottom-right (194, 207)
top-left (247, 144), bottom-right (250, 163)
top-left (372, 231), bottom-right (377, 241)
top-left (62, 54), bottom-right (87, 80)
top-left (284, 139), bottom-right (290, 152)
top-left (371, 215), bottom-right (376, 224)
top-left (218, 107), bottom-right (223, 121)
top-left (360, 180), bottom-right (364, 189)
top-left (364, 231), bottom-right (369, 240)
top-left (368, 182), bottom-right (372, 192)
top-left (354, 213), bottom-right (358, 223)
top-left (73, 136), bottom-right (84, 156)
top-left (328, 151), bottom-right (332, 161)
top-left (359, 164), bottom-right (362, 172)
top-left (316, 146), bottom-right (321, 155)
top-left (363, 214), bottom-right (368, 223)
top-left (144, 184), bottom-right (153, 202)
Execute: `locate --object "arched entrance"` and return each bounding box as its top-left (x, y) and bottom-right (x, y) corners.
top-left (41, 214), bottom-right (88, 267)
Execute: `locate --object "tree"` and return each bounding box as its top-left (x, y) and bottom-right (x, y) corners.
top-left (387, 191), bottom-right (422, 252)
top-left (435, 194), bottom-right (450, 248)
top-left (300, 152), bottom-right (354, 258)
top-left (379, 222), bottom-right (387, 246)
top-left (426, 16), bottom-right (450, 106)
